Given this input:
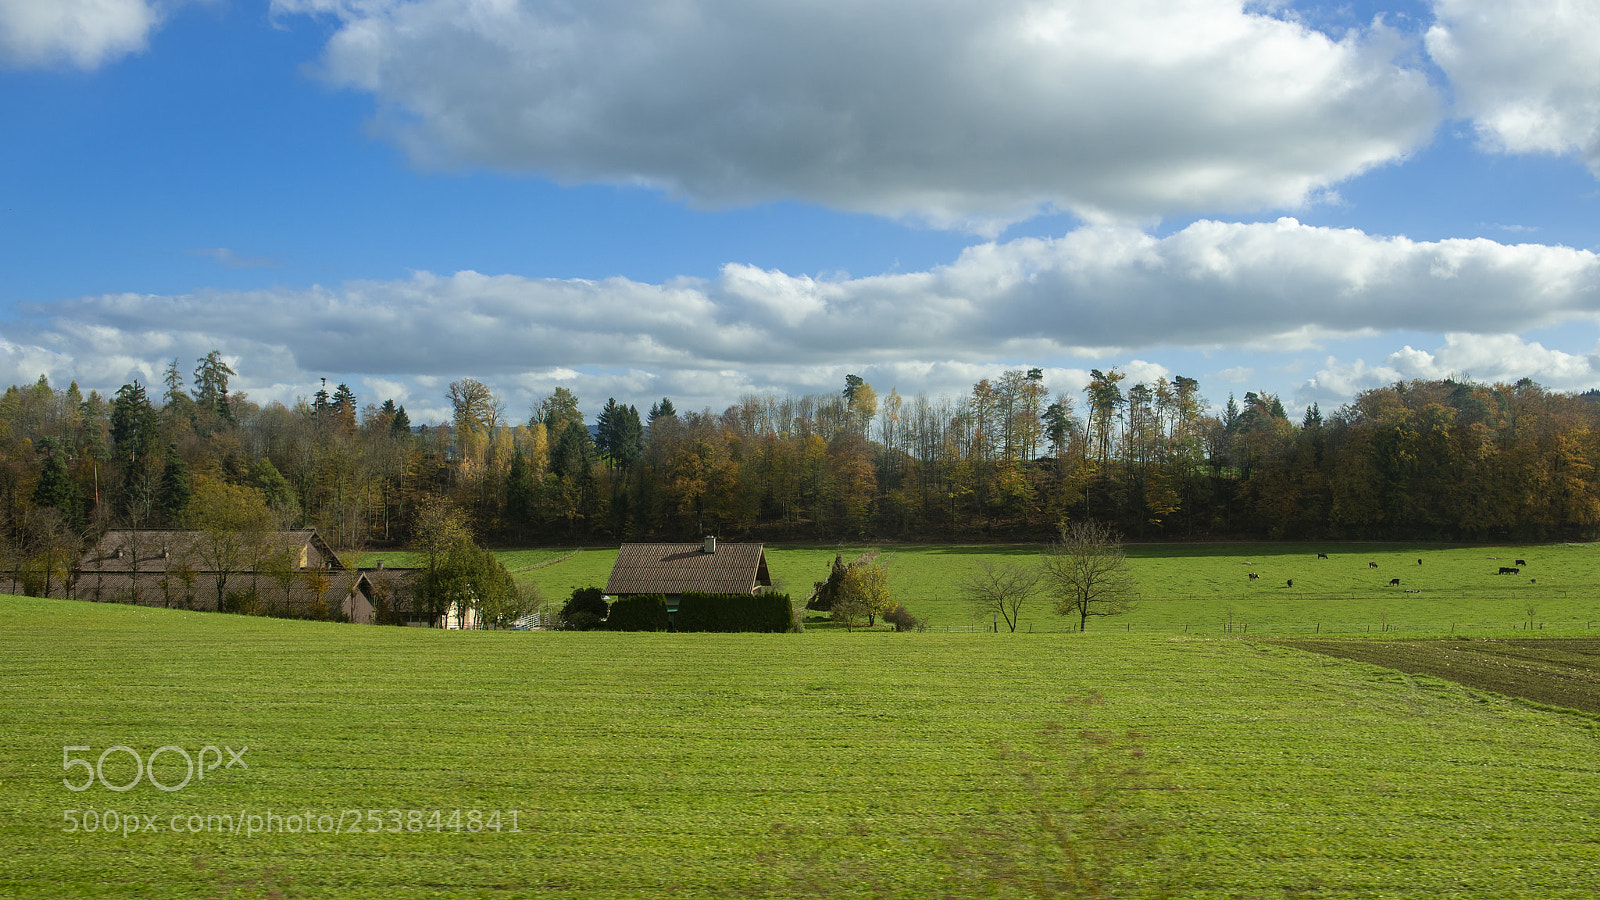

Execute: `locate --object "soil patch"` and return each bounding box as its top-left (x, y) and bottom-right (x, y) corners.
top-left (1272, 637), bottom-right (1600, 715)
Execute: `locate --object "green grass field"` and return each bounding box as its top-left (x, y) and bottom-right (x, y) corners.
top-left (504, 541), bottom-right (1600, 636)
top-left (4, 588), bottom-right (1600, 898)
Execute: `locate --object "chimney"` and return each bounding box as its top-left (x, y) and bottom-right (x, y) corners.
top-left (704, 535), bottom-right (716, 554)
top-left (376, 560), bottom-right (384, 570)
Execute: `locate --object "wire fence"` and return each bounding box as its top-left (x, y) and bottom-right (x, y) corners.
top-left (936, 619), bottom-right (1600, 635)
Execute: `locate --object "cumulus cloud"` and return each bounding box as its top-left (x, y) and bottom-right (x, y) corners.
top-left (6, 219), bottom-right (1600, 415)
top-left (1300, 335), bottom-right (1600, 406)
top-left (273, 0), bottom-right (1438, 229)
top-left (0, 0), bottom-right (163, 69)
top-left (1427, 0), bottom-right (1600, 174)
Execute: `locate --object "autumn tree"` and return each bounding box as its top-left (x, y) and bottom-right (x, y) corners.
top-left (534, 386), bottom-right (582, 436)
top-left (189, 479), bottom-right (275, 612)
top-left (449, 378), bottom-right (502, 434)
top-left (833, 557), bottom-right (892, 630)
top-left (1041, 521), bottom-right (1137, 632)
top-left (411, 501), bottom-right (521, 627)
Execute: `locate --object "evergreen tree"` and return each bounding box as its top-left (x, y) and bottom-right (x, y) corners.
top-left (192, 350), bottom-right (236, 423)
top-left (331, 383), bottom-right (358, 433)
top-left (1302, 402), bottom-right (1323, 429)
top-left (390, 404), bottom-right (412, 437)
top-left (312, 378), bottom-right (331, 423)
top-left (32, 438), bottom-right (83, 529)
top-left (648, 397), bottom-right (676, 424)
top-left (550, 420), bottom-right (594, 479)
top-left (504, 450), bottom-right (537, 530)
top-left (157, 444), bottom-right (192, 525)
top-left (109, 381), bottom-right (156, 465)
top-left (596, 398), bottom-right (644, 469)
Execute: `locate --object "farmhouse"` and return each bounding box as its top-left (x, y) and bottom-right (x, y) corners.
top-left (51, 529), bottom-right (379, 622)
top-left (605, 537), bottom-right (772, 600)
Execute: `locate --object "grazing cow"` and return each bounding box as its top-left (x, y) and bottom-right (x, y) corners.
top-left (1389, 578), bottom-right (1401, 586)
top-left (1317, 552), bottom-right (1328, 559)
top-left (1286, 578), bottom-right (1294, 588)
top-left (1368, 562), bottom-right (1378, 569)
top-left (1498, 566), bottom-right (1520, 575)
top-left (1531, 578), bottom-right (1537, 584)
top-left (1515, 559), bottom-right (1527, 566)
top-left (1417, 559), bottom-right (1423, 565)
top-left (1248, 572), bottom-right (1259, 580)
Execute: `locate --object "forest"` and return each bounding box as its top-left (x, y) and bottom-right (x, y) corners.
top-left (4, 354), bottom-right (1600, 566)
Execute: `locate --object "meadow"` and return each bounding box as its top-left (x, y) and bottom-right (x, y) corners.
top-left (4, 580), bottom-right (1600, 898)
top-left (411, 540), bottom-right (1600, 636)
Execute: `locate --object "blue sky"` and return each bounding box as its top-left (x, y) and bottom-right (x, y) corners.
top-left (3, 0), bottom-right (1600, 425)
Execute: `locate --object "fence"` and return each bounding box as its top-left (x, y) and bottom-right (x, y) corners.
top-left (937, 619), bottom-right (1600, 635)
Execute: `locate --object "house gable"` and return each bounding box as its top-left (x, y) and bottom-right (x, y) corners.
top-left (605, 542), bottom-right (771, 597)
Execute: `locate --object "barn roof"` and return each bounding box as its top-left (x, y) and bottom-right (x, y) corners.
top-left (605, 542), bottom-right (771, 596)
top-left (78, 529), bottom-right (345, 574)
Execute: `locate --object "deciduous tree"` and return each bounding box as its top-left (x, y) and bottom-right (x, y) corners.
top-left (960, 559), bottom-right (1040, 632)
top-left (1041, 521), bottom-right (1137, 632)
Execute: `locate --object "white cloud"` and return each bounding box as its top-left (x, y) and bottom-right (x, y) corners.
top-left (273, 0), bottom-right (1439, 229)
top-left (1427, 0), bottom-right (1600, 174)
top-left (0, 0), bottom-right (163, 69)
top-left (7, 219), bottom-right (1600, 416)
top-left (1299, 335), bottom-right (1600, 407)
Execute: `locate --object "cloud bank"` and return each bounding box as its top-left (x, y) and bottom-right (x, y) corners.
top-left (6, 220), bottom-right (1599, 417)
top-left (275, 0), bottom-right (1439, 229)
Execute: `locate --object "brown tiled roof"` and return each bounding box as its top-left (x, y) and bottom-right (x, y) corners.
top-left (605, 543), bottom-right (771, 596)
top-left (78, 530), bottom-right (345, 574)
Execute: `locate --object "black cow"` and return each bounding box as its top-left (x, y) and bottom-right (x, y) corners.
top-left (1286, 578), bottom-right (1294, 588)
top-left (1248, 572), bottom-right (1259, 580)
top-left (1368, 562), bottom-right (1378, 569)
top-left (1515, 559), bottom-right (1527, 566)
top-left (1388, 578), bottom-right (1401, 586)
top-left (1317, 552), bottom-right (1328, 559)
top-left (1417, 558), bottom-right (1423, 565)
top-left (1498, 566), bottom-right (1520, 575)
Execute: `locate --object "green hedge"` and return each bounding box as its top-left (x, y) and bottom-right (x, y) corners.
top-left (607, 594), bottom-right (670, 632)
top-left (674, 591), bottom-right (795, 633)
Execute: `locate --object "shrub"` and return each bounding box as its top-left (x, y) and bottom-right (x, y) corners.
top-left (882, 604), bottom-right (927, 632)
top-left (675, 591), bottom-right (795, 633)
top-left (607, 594), bottom-right (670, 632)
top-left (558, 586), bottom-right (608, 631)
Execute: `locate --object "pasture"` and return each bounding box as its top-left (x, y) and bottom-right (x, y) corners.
top-left (4, 592), bottom-right (1600, 898)
top-left (485, 541), bottom-right (1600, 635)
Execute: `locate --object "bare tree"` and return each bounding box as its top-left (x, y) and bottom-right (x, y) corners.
top-left (960, 559), bottom-right (1039, 632)
top-left (1041, 521), bottom-right (1137, 632)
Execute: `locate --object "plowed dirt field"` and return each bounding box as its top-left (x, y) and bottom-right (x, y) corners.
top-left (1274, 637), bottom-right (1600, 714)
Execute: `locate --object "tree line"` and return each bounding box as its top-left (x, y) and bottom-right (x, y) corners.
top-left (5, 356), bottom-right (1600, 574)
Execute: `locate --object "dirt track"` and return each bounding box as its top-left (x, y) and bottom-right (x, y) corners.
top-left (1272, 638), bottom-right (1600, 715)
